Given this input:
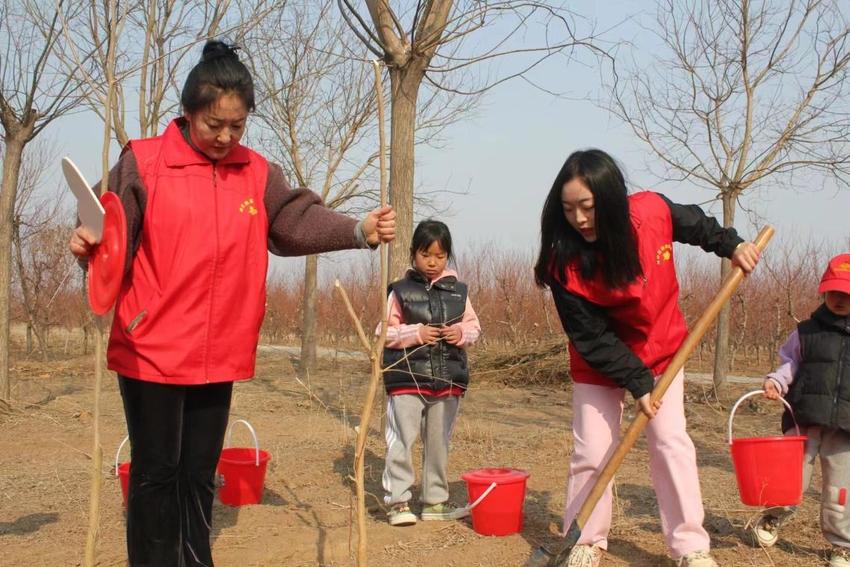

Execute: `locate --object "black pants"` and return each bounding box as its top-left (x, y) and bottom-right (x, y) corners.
top-left (119, 375), bottom-right (233, 567)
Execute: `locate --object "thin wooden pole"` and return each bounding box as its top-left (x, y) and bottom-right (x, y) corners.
top-left (84, 3), bottom-right (118, 563)
top-left (349, 59), bottom-right (389, 567)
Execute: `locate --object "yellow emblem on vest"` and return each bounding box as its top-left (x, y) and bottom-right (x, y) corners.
top-left (656, 243), bottom-right (673, 264)
top-left (239, 198), bottom-right (258, 216)
top-left (838, 262), bottom-right (850, 272)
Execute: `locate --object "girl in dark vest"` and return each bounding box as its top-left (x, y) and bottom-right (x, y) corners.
top-left (755, 253), bottom-right (850, 567)
top-left (534, 149), bottom-right (760, 567)
top-left (376, 220), bottom-right (481, 526)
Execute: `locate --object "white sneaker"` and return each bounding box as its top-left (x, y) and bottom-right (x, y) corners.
top-left (677, 550), bottom-right (718, 567)
top-left (750, 513), bottom-right (780, 547)
top-left (830, 546), bottom-right (850, 567)
top-left (387, 502), bottom-right (417, 526)
top-left (566, 544), bottom-right (602, 567)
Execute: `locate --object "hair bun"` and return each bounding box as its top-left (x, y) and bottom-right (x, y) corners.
top-left (201, 40), bottom-right (240, 63)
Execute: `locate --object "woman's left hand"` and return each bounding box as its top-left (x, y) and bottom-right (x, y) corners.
top-left (362, 205), bottom-right (396, 246)
top-left (731, 241), bottom-right (760, 274)
top-left (636, 393), bottom-right (662, 419)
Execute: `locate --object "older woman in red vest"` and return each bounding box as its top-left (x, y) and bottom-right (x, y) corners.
top-left (69, 40), bottom-right (395, 567)
top-left (534, 149), bottom-right (759, 567)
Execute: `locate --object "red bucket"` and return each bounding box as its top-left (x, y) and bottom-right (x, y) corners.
top-left (117, 462), bottom-right (131, 506)
top-left (115, 435), bottom-right (130, 507)
top-left (462, 468), bottom-right (530, 536)
top-left (217, 419), bottom-right (271, 507)
top-left (728, 391), bottom-right (807, 507)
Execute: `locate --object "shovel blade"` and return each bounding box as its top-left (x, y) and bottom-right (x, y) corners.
top-left (522, 521), bottom-right (581, 567)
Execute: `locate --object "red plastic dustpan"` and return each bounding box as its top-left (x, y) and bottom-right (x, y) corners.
top-left (62, 157), bottom-right (127, 315)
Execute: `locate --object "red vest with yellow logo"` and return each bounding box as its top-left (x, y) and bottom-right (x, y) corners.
top-left (107, 119), bottom-right (270, 384)
top-left (565, 191), bottom-right (687, 387)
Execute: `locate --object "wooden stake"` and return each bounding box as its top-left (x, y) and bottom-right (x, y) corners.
top-left (84, 5), bottom-right (118, 563)
top-left (335, 59), bottom-right (389, 567)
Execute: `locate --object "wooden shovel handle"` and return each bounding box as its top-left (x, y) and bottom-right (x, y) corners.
top-left (574, 225), bottom-right (774, 528)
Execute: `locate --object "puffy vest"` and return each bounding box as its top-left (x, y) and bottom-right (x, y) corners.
top-left (107, 119), bottom-right (270, 384)
top-left (382, 270), bottom-right (470, 392)
top-left (563, 192), bottom-right (688, 387)
top-left (785, 305), bottom-right (850, 433)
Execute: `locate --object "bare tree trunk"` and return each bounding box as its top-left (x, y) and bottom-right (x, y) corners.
top-left (712, 191), bottom-right (736, 393)
top-left (387, 66), bottom-right (424, 280)
top-left (0, 134), bottom-right (32, 402)
top-left (299, 254), bottom-right (319, 378)
top-left (12, 217), bottom-right (51, 362)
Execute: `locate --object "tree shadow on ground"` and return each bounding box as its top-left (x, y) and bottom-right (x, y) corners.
top-left (516, 486), bottom-right (563, 561)
top-left (211, 482), bottom-right (342, 565)
top-left (0, 512), bottom-right (59, 536)
top-left (212, 485), bottom-right (287, 537)
top-left (607, 538), bottom-right (672, 566)
top-left (332, 444), bottom-right (386, 522)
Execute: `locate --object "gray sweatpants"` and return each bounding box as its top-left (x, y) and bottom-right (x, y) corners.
top-left (767, 425), bottom-right (850, 546)
top-left (382, 394), bottom-right (460, 506)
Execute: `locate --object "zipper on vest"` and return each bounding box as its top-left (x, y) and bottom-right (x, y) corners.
top-left (125, 310), bottom-right (147, 334)
top-left (204, 165), bottom-right (220, 384)
top-left (833, 335), bottom-right (847, 427)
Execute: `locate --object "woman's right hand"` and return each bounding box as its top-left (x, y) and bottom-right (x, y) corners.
top-left (418, 324), bottom-right (441, 345)
top-left (763, 378), bottom-right (781, 400)
top-left (636, 393), bottom-right (662, 419)
top-left (732, 241), bottom-right (760, 274)
top-left (69, 226), bottom-right (98, 258)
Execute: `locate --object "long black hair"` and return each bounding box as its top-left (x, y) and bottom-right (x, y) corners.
top-left (410, 220), bottom-right (454, 264)
top-left (181, 40), bottom-right (255, 113)
top-left (533, 149), bottom-right (642, 289)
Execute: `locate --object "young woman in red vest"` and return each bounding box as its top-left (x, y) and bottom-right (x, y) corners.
top-left (534, 149), bottom-right (760, 567)
top-left (68, 41), bottom-right (395, 567)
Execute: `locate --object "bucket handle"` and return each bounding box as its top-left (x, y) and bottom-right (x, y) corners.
top-left (464, 481), bottom-right (498, 513)
top-left (114, 435), bottom-right (130, 475)
top-left (225, 418), bottom-right (261, 467)
top-left (727, 390), bottom-right (800, 445)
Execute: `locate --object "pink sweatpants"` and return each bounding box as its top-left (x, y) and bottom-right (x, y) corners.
top-left (563, 369), bottom-right (710, 559)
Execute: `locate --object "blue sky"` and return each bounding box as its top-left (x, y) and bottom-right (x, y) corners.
top-left (415, 0), bottom-right (850, 259)
top-left (51, 0), bottom-right (849, 277)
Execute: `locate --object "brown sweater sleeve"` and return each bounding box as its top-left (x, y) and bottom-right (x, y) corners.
top-left (91, 151), bottom-right (146, 275)
top-left (264, 163), bottom-right (362, 256)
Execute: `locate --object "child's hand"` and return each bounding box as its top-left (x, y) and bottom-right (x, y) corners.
top-left (418, 325), bottom-right (441, 345)
top-left (441, 325), bottom-right (462, 345)
top-left (763, 379), bottom-right (781, 400)
top-left (636, 393), bottom-right (662, 418)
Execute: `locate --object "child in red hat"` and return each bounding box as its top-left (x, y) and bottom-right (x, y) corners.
top-left (754, 253), bottom-right (850, 566)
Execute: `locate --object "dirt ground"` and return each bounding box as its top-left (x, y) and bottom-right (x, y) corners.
top-left (0, 346), bottom-right (834, 566)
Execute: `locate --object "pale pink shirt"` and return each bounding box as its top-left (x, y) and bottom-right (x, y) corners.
top-left (766, 329), bottom-right (802, 395)
top-left (375, 268), bottom-right (481, 348)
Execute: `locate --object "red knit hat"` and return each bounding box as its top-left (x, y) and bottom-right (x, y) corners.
top-left (819, 253), bottom-right (850, 295)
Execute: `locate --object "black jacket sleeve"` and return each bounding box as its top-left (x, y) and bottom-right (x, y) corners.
top-left (658, 193), bottom-right (743, 258)
top-left (547, 275), bottom-right (654, 399)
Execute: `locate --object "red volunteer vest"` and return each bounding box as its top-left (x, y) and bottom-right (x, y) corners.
top-left (563, 192), bottom-right (687, 387)
top-left (107, 120), bottom-right (270, 384)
